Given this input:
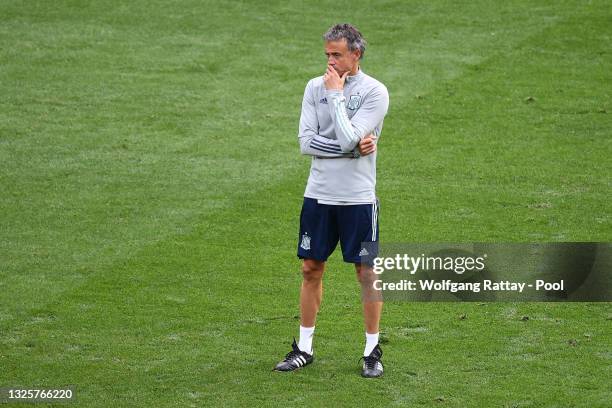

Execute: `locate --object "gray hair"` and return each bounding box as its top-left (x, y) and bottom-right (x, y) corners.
top-left (323, 23), bottom-right (367, 60)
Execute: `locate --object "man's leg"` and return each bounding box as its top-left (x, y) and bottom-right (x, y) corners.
top-left (274, 197), bottom-right (336, 372)
top-left (294, 259), bottom-right (325, 355)
top-left (300, 259), bottom-right (326, 327)
top-left (273, 260), bottom-right (324, 371)
top-left (355, 263), bottom-right (383, 335)
top-left (295, 198), bottom-right (337, 355)
top-left (356, 262), bottom-right (384, 378)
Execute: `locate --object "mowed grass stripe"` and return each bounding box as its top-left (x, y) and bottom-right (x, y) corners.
top-left (0, 172), bottom-right (308, 406)
top-left (1, 0), bottom-right (308, 322)
top-left (380, 5), bottom-right (611, 242)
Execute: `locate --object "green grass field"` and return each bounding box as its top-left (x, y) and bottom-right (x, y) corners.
top-left (1, 0), bottom-right (611, 406)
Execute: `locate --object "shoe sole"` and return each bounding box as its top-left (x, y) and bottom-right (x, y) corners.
top-left (273, 360), bottom-right (313, 372)
top-left (361, 371), bottom-right (383, 378)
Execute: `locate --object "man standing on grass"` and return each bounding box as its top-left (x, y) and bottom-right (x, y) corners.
top-left (274, 23), bottom-right (389, 378)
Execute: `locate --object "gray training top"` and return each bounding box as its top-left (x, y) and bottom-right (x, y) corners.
top-left (298, 69), bottom-right (389, 204)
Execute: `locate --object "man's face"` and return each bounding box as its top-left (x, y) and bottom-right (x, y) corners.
top-left (324, 39), bottom-right (360, 75)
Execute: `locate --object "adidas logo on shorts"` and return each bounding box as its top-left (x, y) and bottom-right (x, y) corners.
top-left (359, 248), bottom-right (369, 256)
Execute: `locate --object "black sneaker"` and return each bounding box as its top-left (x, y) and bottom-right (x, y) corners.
top-left (273, 338), bottom-right (314, 372)
top-left (360, 344), bottom-right (384, 378)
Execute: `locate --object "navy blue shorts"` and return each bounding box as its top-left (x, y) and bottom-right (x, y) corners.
top-left (297, 197), bottom-right (379, 263)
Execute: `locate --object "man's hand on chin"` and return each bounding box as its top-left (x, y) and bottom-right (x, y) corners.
top-left (323, 65), bottom-right (348, 91)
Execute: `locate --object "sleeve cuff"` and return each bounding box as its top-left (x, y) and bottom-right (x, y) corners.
top-left (325, 89), bottom-right (344, 99)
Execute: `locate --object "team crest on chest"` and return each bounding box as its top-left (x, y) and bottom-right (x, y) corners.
top-left (347, 94), bottom-right (362, 110)
top-left (300, 233), bottom-right (311, 250)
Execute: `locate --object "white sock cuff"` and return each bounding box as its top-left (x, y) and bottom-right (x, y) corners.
top-left (300, 325), bottom-right (315, 334)
top-left (364, 332), bottom-right (380, 356)
top-left (298, 326), bottom-right (315, 354)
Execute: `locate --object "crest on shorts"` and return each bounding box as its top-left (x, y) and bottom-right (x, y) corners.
top-left (300, 233), bottom-right (311, 250)
top-left (347, 94), bottom-right (361, 110)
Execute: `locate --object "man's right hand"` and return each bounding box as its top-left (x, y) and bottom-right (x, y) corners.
top-left (358, 135), bottom-right (377, 156)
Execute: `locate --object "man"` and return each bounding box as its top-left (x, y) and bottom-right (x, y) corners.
top-left (274, 23), bottom-right (389, 378)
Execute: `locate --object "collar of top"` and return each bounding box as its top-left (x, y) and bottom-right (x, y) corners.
top-left (345, 68), bottom-right (364, 84)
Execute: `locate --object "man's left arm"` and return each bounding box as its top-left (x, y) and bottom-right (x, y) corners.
top-left (325, 85), bottom-right (389, 153)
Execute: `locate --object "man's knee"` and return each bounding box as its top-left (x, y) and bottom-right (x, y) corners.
top-left (355, 264), bottom-right (376, 285)
top-left (302, 259), bottom-right (325, 283)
